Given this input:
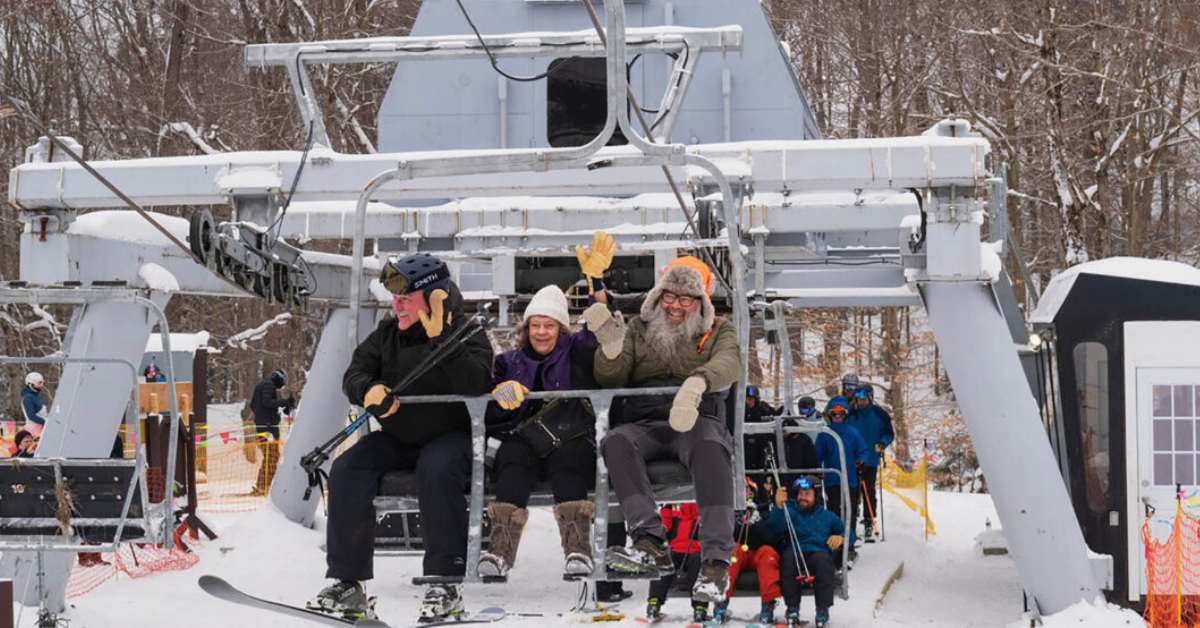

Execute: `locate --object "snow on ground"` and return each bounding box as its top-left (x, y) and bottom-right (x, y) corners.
top-left (16, 484), bottom-right (1146, 628)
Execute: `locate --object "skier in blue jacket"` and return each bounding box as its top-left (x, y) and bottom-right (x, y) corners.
top-left (813, 396), bottom-right (866, 551)
top-left (848, 383), bottom-right (894, 538)
top-left (765, 475), bottom-right (845, 628)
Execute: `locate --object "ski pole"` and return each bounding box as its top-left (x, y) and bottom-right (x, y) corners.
top-left (300, 315), bottom-right (489, 500)
top-left (765, 446), bottom-right (813, 583)
top-left (879, 454), bottom-right (886, 542)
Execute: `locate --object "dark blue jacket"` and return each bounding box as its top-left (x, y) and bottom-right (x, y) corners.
top-left (764, 501), bottom-right (846, 554)
top-left (848, 403), bottom-right (894, 466)
top-left (815, 420), bottom-right (867, 488)
top-left (21, 386), bottom-right (46, 426)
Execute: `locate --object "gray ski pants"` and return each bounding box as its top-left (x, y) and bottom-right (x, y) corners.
top-left (601, 415), bottom-right (734, 563)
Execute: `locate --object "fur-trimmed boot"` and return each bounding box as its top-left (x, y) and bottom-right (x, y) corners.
top-left (477, 502), bottom-right (528, 578)
top-left (553, 500), bottom-right (595, 577)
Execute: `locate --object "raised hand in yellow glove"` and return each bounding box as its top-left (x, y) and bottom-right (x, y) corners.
top-left (416, 289), bottom-right (452, 338)
top-left (575, 231), bottom-right (616, 283)
top-left (827, 535), bottom-right (845, 551)
top-left (491, 380), bottom-right (528, 411)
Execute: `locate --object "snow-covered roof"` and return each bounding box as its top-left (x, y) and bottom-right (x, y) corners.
top-left (145, 331), bottom-right (211, 354)
top-left (1030, 257), bottom-right (1200, 324)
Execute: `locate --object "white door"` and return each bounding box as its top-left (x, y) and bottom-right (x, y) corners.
top-left (1126, 322), bottom-right (1200, 600)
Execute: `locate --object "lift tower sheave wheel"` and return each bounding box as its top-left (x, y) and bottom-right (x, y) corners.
top-left (188, 209), bottom-right (217, 267)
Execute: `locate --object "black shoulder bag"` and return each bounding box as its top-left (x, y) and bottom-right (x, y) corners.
top-left (513, 398), bottom-right (595, 458)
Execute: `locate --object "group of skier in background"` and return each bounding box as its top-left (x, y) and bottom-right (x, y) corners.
top-left (296, 229), bottom-right (894, 627)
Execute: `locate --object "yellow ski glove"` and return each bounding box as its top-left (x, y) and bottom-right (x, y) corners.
top-left (491, 380), bottom-right (529, 411)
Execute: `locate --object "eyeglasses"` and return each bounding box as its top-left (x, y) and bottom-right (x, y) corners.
top-left (660, 291), bottom-right (697, 308)
top-left (380, 258), bottom-right (410, 295)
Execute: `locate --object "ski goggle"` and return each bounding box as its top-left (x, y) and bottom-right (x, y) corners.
top-left (853, 388), bottom-right (870, 400)
top-left (791, 476), bottom-right (814, 491)
top-left (798, 406), bottom-right (817, 418)
top-left (380, 259), bottom-right (412, 295)
top-left (828, 408), bottom-right (848, 419)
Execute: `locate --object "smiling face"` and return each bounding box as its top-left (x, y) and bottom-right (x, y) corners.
top-left (795, 486), bottom-right (816, 509)
top-left (391, 291), bottom-right (430, 331)
top-left (526, 315), bottom-right (562, 356)
top-left (658, 290), bottom-right (700, 326)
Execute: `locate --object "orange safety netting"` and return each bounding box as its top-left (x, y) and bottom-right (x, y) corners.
top-left (1143, 498), bottom-right (1200, 627)
top-left (66, 543), bottom-right (201, 598)
top-left (62, 424), bottom-right (292, 598)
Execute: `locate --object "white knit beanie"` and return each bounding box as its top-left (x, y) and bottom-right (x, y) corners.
top-left (524, 284), bottom-right (571, 328)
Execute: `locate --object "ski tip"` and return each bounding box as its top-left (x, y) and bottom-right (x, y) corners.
top-left (198, 574), bottom-right (230, 592)
top-left (354, 620), bottom-right (390, 628)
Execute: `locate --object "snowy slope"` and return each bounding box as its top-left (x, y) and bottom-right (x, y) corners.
top-left (15, 404), bottom-right (1142, 627)
top-left (16, 486), bottom-right (1146, 627)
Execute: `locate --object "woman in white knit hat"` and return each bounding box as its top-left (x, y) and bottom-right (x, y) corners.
top-left (477, 232), bottom-right (617, 582)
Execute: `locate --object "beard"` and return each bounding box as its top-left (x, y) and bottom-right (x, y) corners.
top-left (644, 304), bottom-right (708, 374)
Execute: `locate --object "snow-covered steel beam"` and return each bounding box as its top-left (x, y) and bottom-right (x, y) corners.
top-left (759, 286), bottom-right (921, 308)
top-left (18, 210), bottom-right (380, 301)
top-left (244, 25), bottom-right (742, 66)
top-left (8, 137), bottom-right (989, 210)
top-left (276, 191), bottom-right (919, 241)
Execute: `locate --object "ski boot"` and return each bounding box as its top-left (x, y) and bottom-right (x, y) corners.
top-left (691, 560), bottom-right (730, 604)
top-left (784, 606), bottom-right (802, 628)
top-left (863, 521), bottom-right (875, 542)
top-left (643, 597), bottom-right (663, 623)
top-left (710, 599), bottom-right (730, 623)
top-left (418, 584), bottom-right (464, 623)
top-left (757, 599), bottom-right (777, 625)
top-left (606, 535), bottom-right (674, 576)
top-left (691, 599), bottom-right (710, 623)
top-left (597, 581), bottom-right (634, 603)
top-left (815, 607), bottom-right (830, 627)
top-left (307, 580), bottom-right (375, 620)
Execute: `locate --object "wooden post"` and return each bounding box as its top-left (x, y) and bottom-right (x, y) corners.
top-left (0, 579), bottom-right (11, 628)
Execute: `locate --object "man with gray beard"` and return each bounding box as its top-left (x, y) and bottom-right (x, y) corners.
top-left (581, 255), bottom-right (741, 604)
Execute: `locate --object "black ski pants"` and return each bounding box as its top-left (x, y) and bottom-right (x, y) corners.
top-left (859, 464), bottom-right (878, 526)
top-left (326, 430), bottom-right (470, 581)
top-left (824, 483), bottom-right (858, 546)
top-left (492, 436), bottom-right (595, 508)
top-left (647, 551), bottom-right (703, 603)
top-left (779, 548), bottom-right (835, 611)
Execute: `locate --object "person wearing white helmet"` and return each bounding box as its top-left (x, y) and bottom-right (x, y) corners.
top-left (21, 372), bottom-right (48, 436)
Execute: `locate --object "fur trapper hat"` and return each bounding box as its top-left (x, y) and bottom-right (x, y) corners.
top-left (640, 255), bottom-right (715, 331)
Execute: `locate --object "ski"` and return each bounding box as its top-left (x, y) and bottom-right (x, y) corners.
top-left (198, 574), bottom-right (365, 626)
top-left (355, 607), bottom-right (505, 628)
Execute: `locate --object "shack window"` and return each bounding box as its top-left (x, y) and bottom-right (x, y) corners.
top-left (1073, 342), bottom-right (1110, 513)
top-left (546, 57), bottom-right (627, 148)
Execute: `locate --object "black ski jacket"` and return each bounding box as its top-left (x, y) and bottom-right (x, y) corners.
top-left (251, 378), bottom-right (292, 439)
top-left (342, 284), bottom-right (494, 446)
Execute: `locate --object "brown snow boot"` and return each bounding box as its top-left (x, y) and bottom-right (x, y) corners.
top-left (554, 499), bottom-right (595, 577)
top-left (477, 502), bottom-right (527, 578)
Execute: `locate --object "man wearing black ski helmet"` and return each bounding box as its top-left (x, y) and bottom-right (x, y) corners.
top-left (310, 252), bottom-right (493, 623)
